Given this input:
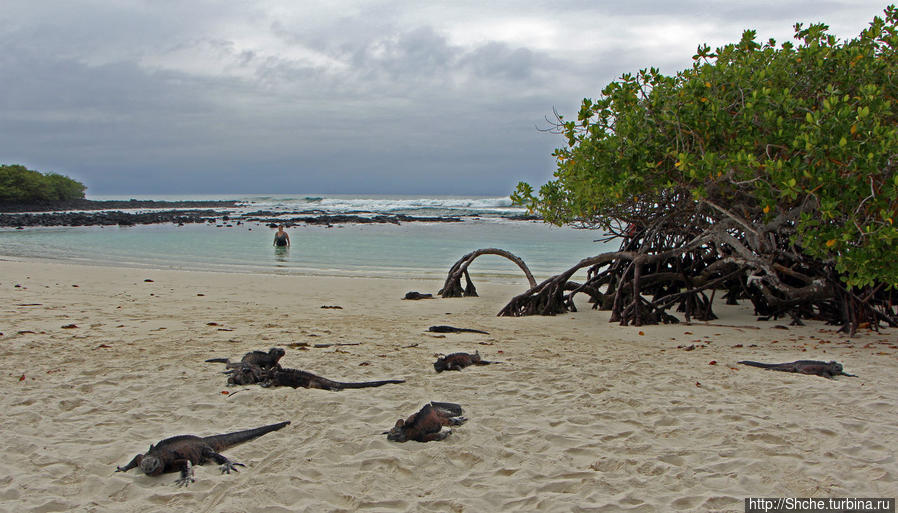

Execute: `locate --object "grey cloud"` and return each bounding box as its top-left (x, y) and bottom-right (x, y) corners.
top-left (459, 43), bottom-right (536, 81)
top-left (0, 1), bottom-right (889, 195)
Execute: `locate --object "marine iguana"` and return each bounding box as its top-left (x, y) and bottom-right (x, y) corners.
top-left (433, 351), bottom-right (500, 372)
top-left (222, 363), bottom-right (405, 390)
top-left (403, 291), bottom-right (433, 300)
top-left (115, 421), bottom-right (290, 486)
top-left (386, 402), bottom-right (467, 442)
top-left (225, 362), bottom-right (269, 385)
top-left (261, 368), bottom-right (405, 391)
top-left (737, 360), bottom-right (857, 379)
top-left (205, 347), bottom-right (286, 370)
top-left (427, 325), bottom-right (489, 334)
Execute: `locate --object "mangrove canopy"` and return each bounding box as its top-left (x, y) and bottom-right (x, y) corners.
top-left (509, 7), bottom-right (898, 334)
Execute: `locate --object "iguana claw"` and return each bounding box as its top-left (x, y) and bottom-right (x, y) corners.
top-left (220, 461), bottom-right (245, 474)
top-left (174, 461), bottom-right (196, 487)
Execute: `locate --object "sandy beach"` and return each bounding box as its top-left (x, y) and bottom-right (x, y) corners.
top-left (1, 258), bottom-right (896, 512)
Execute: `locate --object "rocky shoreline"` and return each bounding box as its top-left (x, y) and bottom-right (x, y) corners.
top-left (0, 198), bottom-right (240, 213)
top-left (0, 199), bottom-right (469, 227)
top-left (0, 199), bottom-right (235, 228)
top-left (0, 209), bottom-right (226, 228)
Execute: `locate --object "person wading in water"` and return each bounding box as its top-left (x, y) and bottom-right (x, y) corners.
top-left (273, 225), bottom-right (290, 247)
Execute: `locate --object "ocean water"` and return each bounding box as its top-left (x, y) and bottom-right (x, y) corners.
top-left (1, 194), bottom-right (616, 282)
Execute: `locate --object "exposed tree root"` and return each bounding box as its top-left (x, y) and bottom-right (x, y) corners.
top-left (445, 220), bottom-right (897, 334)
top-left (439, 248), bottom-right (537, 298)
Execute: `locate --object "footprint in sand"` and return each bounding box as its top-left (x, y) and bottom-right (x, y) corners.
top-left (57, 399), bottom-right (85, 411)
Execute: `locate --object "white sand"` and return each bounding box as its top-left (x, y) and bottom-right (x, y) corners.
top-left (1, 259), bottom-right (896, 512)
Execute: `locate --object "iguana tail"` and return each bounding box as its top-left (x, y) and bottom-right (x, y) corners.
top-left (205, 358), bottom-right (230, 364)
top-left (429, 401), bottom-right (463, 417)
top-left (427, 325), bottom-right (489, 334)
top-left (203, 421), bottom-right (291, 452)
top-left (336, 379), bottom-right (406, 389)
top-left (737, 361), bottom-right (784, 369)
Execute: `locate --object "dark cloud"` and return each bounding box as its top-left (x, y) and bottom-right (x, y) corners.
top-left (0, 1), bottom-right (889, 195)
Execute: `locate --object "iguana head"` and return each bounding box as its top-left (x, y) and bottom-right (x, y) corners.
top-left (386, 419), bottom-right (407, 442)
top-left (139, 455), bottom-right (164, 475)
top-left (227, 365), bottom-right (262, 385)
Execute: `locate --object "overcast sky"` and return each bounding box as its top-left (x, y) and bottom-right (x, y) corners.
top-left (1, 1), bottom-right (890, 196)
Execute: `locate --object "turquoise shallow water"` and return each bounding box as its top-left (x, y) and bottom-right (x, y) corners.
top-left (0, 221), bottom-right (612, 280)
top-left (0, 195), bottom-right (616, 281)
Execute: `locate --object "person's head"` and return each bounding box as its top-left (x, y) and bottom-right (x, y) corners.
top-left (277, 224), bottom-right (285, 232)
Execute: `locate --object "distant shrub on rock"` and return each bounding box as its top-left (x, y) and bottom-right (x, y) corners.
top-left (0, 164), bottom-right (87, 203)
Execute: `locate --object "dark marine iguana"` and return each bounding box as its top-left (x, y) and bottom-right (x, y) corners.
top-left (224, 364), bottom-right (405, 391)
top-left (427, 325), bottom-right (489, 334)
top-left (386, 402), bottom-right (467, 442)
top-left (115, 421), bottom-right (290, 486)
top-left (737, 360), bottom-right (857, 379)
top-left (205, 347), bottom-right (286, 371)
top-left (225, 362), bottom-right (270, 385)
top-left (433, 351), bottom-right (500, 372)
top-left (261, 368), bottom-right (405, 391)
top-left (403, 291), bottom-right (433, 300)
